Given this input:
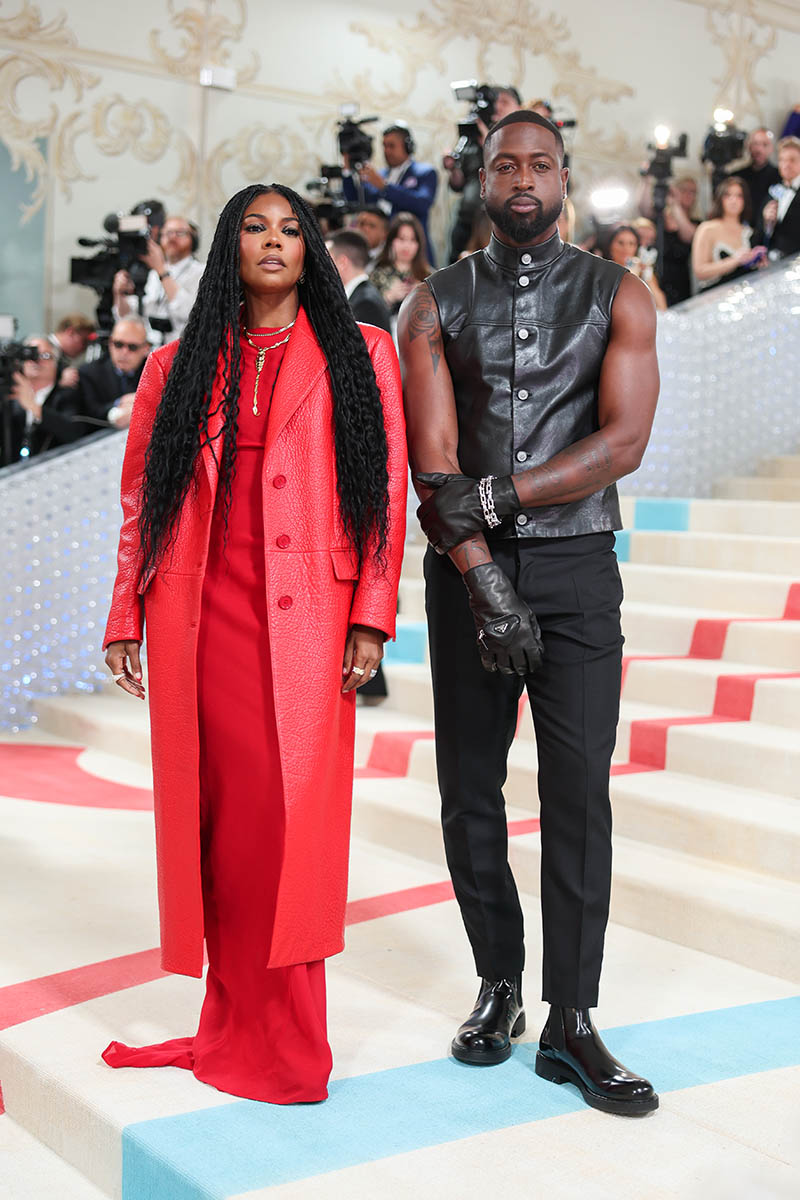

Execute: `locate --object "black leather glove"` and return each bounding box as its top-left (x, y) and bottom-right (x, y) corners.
top-left (463, 561), bottom-right (544, 676)
top-left (416, 472), bottom-right (521, 554)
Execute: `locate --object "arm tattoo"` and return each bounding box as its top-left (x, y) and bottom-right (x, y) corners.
top-left (407, 286), bottom-right (443, 376)
top-left (577, 439), bottom-right (613, 475)
top-left (450, 536), bottom-right (492, 573)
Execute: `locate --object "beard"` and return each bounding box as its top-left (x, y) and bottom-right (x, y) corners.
top-left (485, 193), bottom-right (563, 244)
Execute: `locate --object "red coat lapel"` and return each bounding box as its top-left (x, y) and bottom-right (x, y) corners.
top-left (265, 306), bottom-right (328, 458)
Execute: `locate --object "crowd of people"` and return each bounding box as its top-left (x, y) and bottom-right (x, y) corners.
top-left (4, 100), bottom-right (800, 472)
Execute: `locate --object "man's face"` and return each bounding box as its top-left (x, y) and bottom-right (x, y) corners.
top-left (23, 339), bottom-right (58, 389)
top-left (748, 130), bottom-right (773, 168)
top-left (493, 91), bottom-right (521, 122)
top-left (59, 327), bottom-right (91, 357)
top-left (160, 218), bottom-right (195, 264)
top-left (480, 123), bottom-right (568, 245)
top-left (355, 211), bottom-right (387, 250)
top-left (383, 132), bottom-right (408, 168)
top-left (109, 323), bottom-right (149, 373)
top-left (675, 180), bottom-right (697, 212)
top-left (778, 145), bottom-right (800, 184)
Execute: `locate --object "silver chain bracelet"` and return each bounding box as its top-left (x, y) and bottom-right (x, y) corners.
top-left (479, 475), bottom-right (501, 529)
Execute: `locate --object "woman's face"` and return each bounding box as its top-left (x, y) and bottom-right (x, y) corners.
top-left (238, 192), bottom-right (305, 296)
top-left (608, 230), bottom-right (639, 266)
top-left (721, 185), bottom-right (744, 219)
top-left (392, 223), bottom-right (419, 266)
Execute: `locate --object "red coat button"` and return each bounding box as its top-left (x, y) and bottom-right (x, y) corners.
top-left (273, 474), bottom-right (287, 489)
top-left (276, 534), bottom-right (291, 549)
top-left (278, 595), bottom-right (293, 610)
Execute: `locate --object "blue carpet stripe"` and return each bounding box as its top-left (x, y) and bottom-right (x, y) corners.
top-left (632, 498), bottom-right (691, 531)
top-left (614, 530), bottom-right (631, 562)
top-left (122, 995), bottom-right (800, 1199)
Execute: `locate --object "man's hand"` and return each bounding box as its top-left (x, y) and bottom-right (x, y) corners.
top-left (10, 371), bottom-right (41, 419)
top-left (60, 366), bottom-right (79, 388)
top-left (109, 393), bottom-right (136, 429)
top-left (359, 163), bottom-right (385, 191)
top-left (463, 561), bottom-right (543, 676)
top-left (140, 237), bottom-right (167, 276)
top-left (416, 471), bottom-right (520, 554)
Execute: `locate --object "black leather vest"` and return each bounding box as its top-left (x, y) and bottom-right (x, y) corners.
top-left (427, 231), bottom-right (626, 538)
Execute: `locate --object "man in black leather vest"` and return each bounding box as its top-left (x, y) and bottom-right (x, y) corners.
top-left (399, 111), bottom-right (660, 1117)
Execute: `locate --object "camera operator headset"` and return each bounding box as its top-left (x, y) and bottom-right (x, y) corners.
top-left (342, 120), bottom-right (440, 265)
top-left (112, 213), bottom-right (204, 346)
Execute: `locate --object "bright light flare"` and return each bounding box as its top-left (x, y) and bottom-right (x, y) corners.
top-left (713, 107), bottom-right (734, 128)
top-left (653, 124), bottom-right (671, 149)
top-left (589, 186), bottom-right (630, 212)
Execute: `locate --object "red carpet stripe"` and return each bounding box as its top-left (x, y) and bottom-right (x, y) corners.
top-left (0, 745), bottom-right (153, 810)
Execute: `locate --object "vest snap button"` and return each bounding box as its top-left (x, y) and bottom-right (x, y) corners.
top-left (517, 388), bottom-right (529, 400)
top-left (518, 328), bottom-right (529, 340)
top-left (516, 512), bottom-right (529, 525)
top-left (516, 450), bottom-right (528, 462)
top-left (519, 275), bottom-right (530, 286)
top-left (521, 253), bottom-right (532, 264)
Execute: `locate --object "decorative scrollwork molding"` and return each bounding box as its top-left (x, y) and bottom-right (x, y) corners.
top-left (203, 124), bottom-right (313, 214)
top-left (704, 1), bottom-right (776, 122)
top-left (149, 0), bottom-right (259, 85)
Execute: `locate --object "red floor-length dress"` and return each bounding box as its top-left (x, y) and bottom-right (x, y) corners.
top-left (103, 329), bottom-right (333, 1103)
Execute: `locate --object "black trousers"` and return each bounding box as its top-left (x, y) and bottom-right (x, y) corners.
top-left (424, 533), bottom-right (623, 1008)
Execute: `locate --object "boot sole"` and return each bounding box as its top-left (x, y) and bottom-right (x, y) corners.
top-left (535, 1052), bottom-right (659, 1116)
top-left (451, 1012), bottom-right (526, 1066)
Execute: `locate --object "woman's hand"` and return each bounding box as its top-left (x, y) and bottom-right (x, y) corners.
top-left (385, 277), bottom-right (413, 305)
top-left (342, 624), bottom-right (385, 693)
top-left (105, 639), bottom-right (145, 699)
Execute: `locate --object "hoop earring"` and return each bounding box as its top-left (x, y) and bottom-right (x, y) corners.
top-left (298, 271), bottom-right (306, 283)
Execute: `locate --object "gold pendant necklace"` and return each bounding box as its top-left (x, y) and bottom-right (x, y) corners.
top-left (242, 322), bottom-right (294, 416)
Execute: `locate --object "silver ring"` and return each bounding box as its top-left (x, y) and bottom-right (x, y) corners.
top-left (369, 669), bottom-right (378, 679)
top-left (351, 666), bottom-right (365, 676)
top-left (112, 673), bottom-right (126, 681)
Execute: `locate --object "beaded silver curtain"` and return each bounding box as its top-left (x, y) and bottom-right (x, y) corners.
top-left (623, 255), bottom-right (800, 497)
top-left (1, 434), bottom-right (126, 731)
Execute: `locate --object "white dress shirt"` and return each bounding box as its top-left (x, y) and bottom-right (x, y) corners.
top-left (114, 254), bottom-right (205, 345)
top-left (343, 273), bottom-right (370, 299)
top-left (777, 174), bottom-right (800, 223)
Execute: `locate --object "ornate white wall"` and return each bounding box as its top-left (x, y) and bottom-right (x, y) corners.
top-left (3, 0), bottom-right (799, 327)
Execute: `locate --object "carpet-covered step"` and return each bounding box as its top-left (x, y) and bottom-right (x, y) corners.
top-left (713, 477), bottom-right (800, 502)
top-left (661, 719), bottom-right (800, 799)
top-left (683, 497), bottom-right (800, 536)
top-left (350, 776), bottom-right (800, 983)
top-left (757, 454), bottom-right (800, 479)
top-left (619, 531), bottom-right (800, 577)
top-left (723, 619), bottom-right (800, 669)
top-left (618, 562), bottom-right (794, 615)
top-left (610, 770), bottom-right (800, 882)
top-left (31, 689), bottom-right (151, 768)
top-left (622, 657), bottom-right (800, 722)
top-left (0, 1114), bottom-right (108, 1200)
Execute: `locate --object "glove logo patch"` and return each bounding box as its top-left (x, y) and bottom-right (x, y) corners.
top-left (493, 621), bottom-right (510, 634)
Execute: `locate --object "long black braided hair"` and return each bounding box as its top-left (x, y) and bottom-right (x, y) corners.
top-left (137, 182), bottom-right (390, 579)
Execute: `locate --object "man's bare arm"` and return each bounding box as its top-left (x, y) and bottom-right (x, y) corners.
top-left (511, 274), bottom-right (659, 509)
top-left (398, 284), bottom-right (492, 572)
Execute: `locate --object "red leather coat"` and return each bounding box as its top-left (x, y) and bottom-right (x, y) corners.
top-left (104, 309), bottom-right (407, 976)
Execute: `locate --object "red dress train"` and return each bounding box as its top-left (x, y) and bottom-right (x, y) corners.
top-left (103, 332), bottom-right (333, 1103)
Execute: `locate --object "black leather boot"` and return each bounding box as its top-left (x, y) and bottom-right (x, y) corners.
top-left (451, 977), bottom-right (525, 1065)
top-left (536, 1006), bottom-right (658, 1115)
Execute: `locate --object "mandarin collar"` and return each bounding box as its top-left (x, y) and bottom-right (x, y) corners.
top-left (486, 230), bottom-right (564, 271)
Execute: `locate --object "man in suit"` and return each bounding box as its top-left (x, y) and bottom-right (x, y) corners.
top-left (342, 123), bottom-right (439, 265)
top-left (61, 318), bottom-right (150, 431)
top-left (763, 137), bottom-right (800, 258)
top-left (326, 231), bottom-right (393, 332)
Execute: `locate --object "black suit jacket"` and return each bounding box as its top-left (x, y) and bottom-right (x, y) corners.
top-left (771, 189), bottom-right (800, 258)
top-left (348, 280), bottom-right (393, 333)
top-left (73, 355), bottom-right (147, 421)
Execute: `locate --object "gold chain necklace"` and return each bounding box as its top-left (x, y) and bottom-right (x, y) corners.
top-left (241, 321), bottom-right (294, 416)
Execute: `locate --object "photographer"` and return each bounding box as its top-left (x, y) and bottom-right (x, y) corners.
top-left (63, 318), bottom-right (150, 431)
top-left (112, 214), bottom-right (204, 345)
top-left (637, 173), bottom-right (699, 306)
top-left (444, 86), bottom-right (521, 262)
top-left (48, 313), bottom-right (95, 386)
top-left (4, 336), bottom-right (81, 464)
top-left (342, 123), bottom-right (439, 265)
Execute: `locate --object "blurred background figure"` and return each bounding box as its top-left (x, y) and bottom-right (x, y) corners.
top-left (353, 206), bottom-right (390, 270)
top-left (603, 223), bottom-right (668, 310)
top-left (762, 136), bottom-right (800, 259)
top-left (692, 176), bottom-right (765, 289)
top-left (63, 317), bottom-right (150, 431)
top-left (370, 213), bottom-right (433, 315)
top-left (112, 214), bottom-right (204, 345)
top-left (326, 230), bottom-right (392, 332)
top-left (48, 314), bottom-right (95, 386)
top-left (734, 129), bottom-right (780, 235)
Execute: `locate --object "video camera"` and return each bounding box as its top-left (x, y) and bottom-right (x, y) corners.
top-left (450, 80), bottom-right (498, 160)
top-left (70, 213), bottom-right (152, 330)
top-left (701, 110), bottom-right (746, 193)
top-left (0, 315), bottom-right (40, 466)
top-left (307, 107), bottom-right (380, 213)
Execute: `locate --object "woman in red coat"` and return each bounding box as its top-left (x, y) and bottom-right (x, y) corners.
top-left (101, 184), bottom-right (407, 1103)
